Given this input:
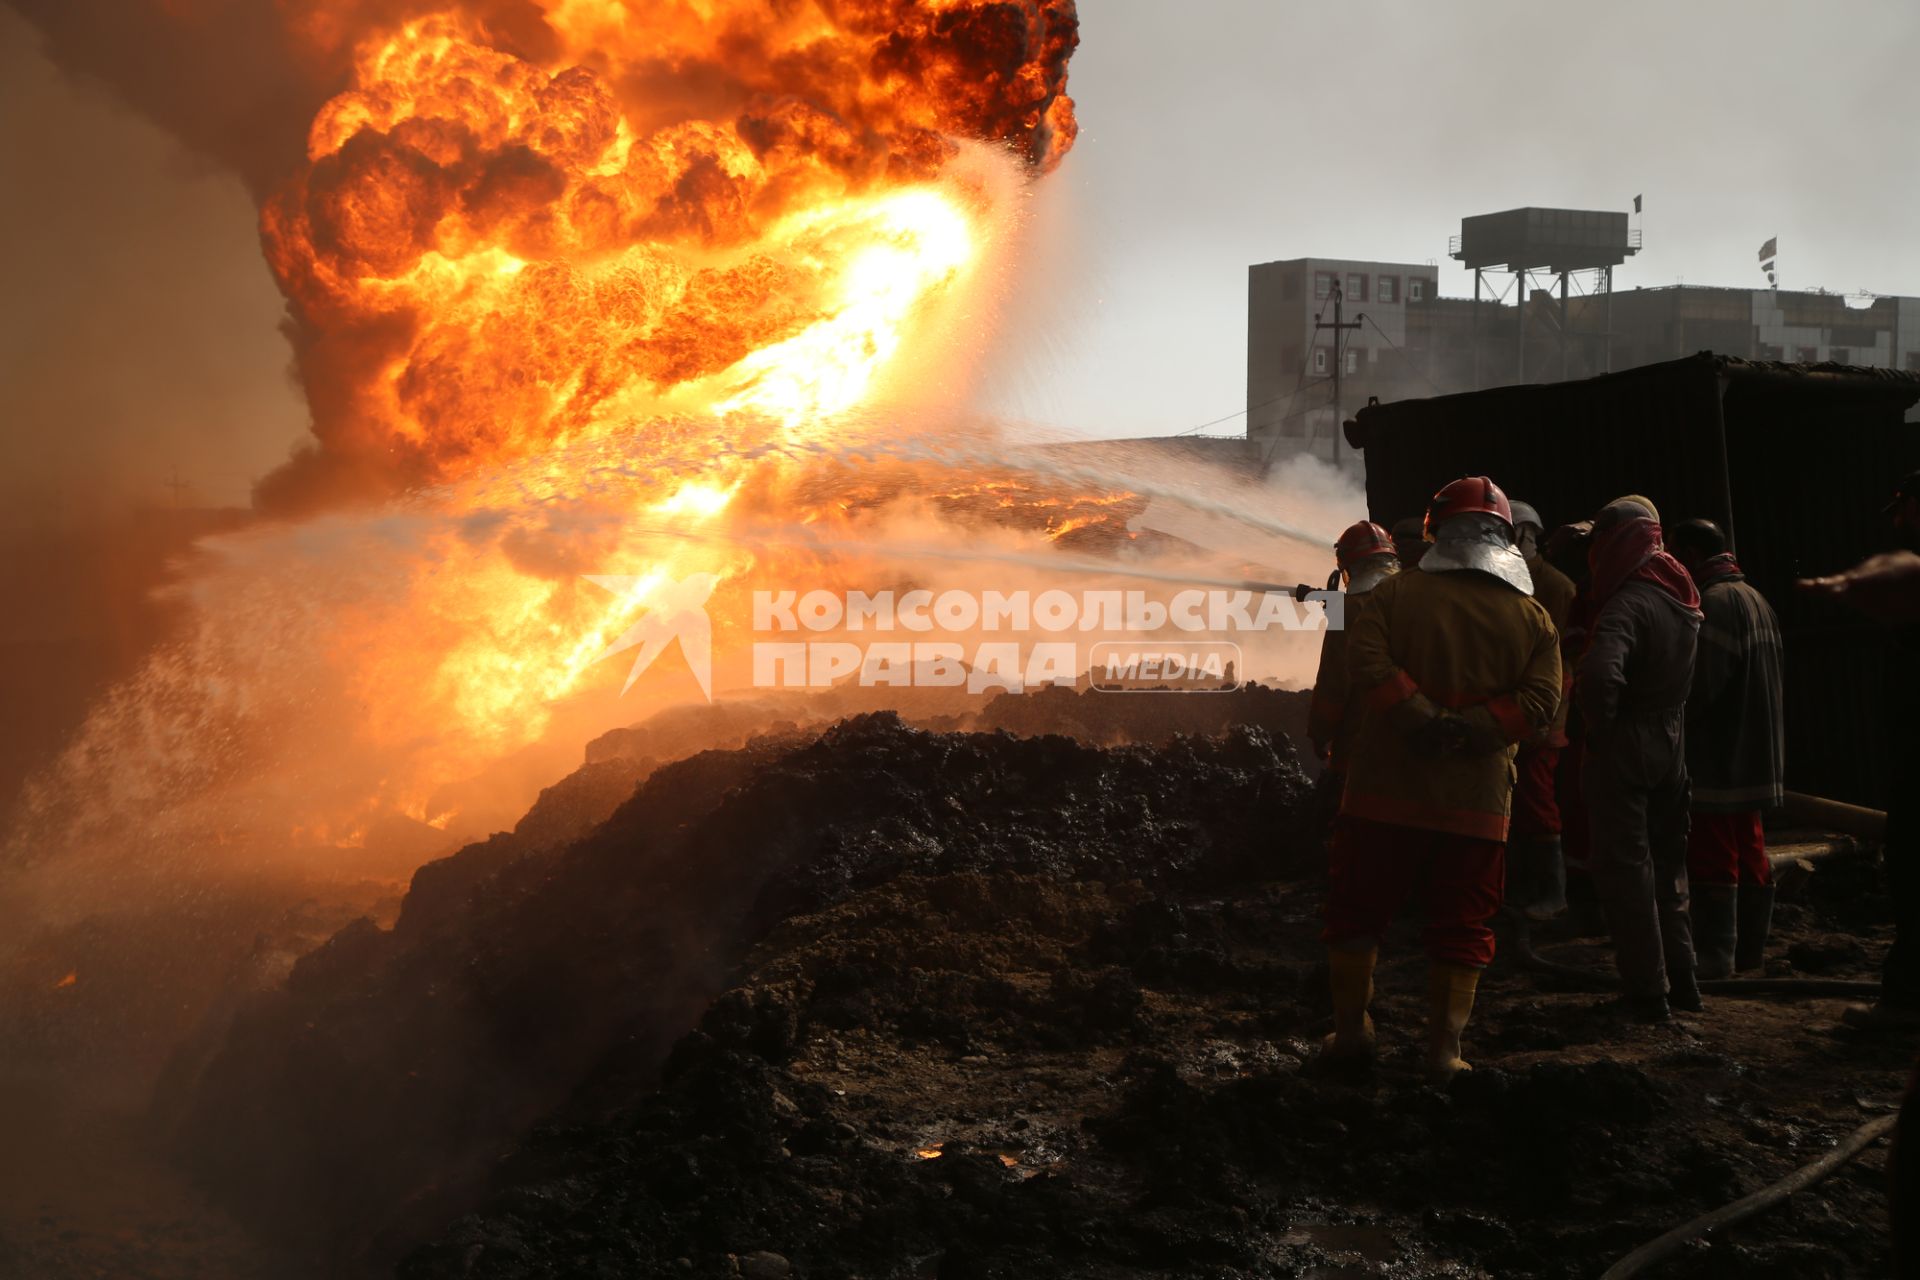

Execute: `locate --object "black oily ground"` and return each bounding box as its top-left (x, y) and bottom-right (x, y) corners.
top-left (172, 714), bottom-right (1319, 1269)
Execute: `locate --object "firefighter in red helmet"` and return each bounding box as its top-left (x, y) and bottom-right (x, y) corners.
top-left (1307, 520), bottom-right (1400, 780)
top-left (1505, 500), bottom-right (1577, 921)
top-left (1321, 476), bottom-right (1562, 1083)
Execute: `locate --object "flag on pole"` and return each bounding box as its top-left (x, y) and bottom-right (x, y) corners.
top-left (1758, 236), bottom-right (1777, 263)
top-left (1633, 194), bottom-right (1642, 213)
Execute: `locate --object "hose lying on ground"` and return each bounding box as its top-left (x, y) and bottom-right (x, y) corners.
top-left (1781, 790), bottom-right (1888, 842)
top-left (1596, 1112), bottom-right (1897, 1279)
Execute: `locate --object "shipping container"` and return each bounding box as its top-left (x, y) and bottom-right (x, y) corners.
top-left (1346, 352), bottom-right (1920, 808)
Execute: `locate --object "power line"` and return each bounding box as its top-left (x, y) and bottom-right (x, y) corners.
top-left (1255, 281), bottom-right (1347, 468)
top-left (1356, 311), bottom-right (1448, 399)
top-left (1171, 389), bottom-right (1298, 437)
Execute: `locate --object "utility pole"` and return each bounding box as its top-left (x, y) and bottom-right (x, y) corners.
top-left (1516, 270), bottom-right (1528, 383)
top-left (1315, 281), bottom-right (1361, 469)
top-left (166, 467), bottom-right (189, 510)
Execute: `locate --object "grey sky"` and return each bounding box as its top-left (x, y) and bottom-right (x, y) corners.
top-left (976, 0), bottom-right (1920, 438)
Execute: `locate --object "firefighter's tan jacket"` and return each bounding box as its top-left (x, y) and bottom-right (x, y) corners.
top-left (1341, 568), bottom-right (1563, 841)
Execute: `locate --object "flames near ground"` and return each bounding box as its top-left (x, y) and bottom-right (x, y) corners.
top-left (9, 0), bottom-right (1273, 861)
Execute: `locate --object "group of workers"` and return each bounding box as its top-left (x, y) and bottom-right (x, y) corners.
top-left (1299, 472), bottom-right (1910, 1085)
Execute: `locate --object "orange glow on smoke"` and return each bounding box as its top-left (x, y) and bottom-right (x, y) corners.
top-left (14, 2), bottom-right (1127, 859)
top-left (246, 4), bottom-right (1091, 755)
top-left (264, 3), bottom-right (1077, 489)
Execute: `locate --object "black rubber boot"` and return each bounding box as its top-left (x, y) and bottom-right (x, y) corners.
top-left (1618, 992), bottom-right (1672, 1023)
top-left (1667, 961), bottom-right (1703, 1013)
top-left (1735, 883), bottom-right (1776, 973)
top-left (1692, 883), bottom-right (1738, 980)
top-left (1564, 870), bottom-right (1609, 938)
top-left (1520, 836), bottom-right (1568, 921)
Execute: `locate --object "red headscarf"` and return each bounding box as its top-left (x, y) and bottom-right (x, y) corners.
top-left (1691, 551), bottom-right (1744, 587)
top-left (1588, 514), bottom-right (1701, 612)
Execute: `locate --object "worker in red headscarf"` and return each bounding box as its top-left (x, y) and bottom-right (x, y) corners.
top-left (1307, 520), bottom-right (1400, 782)
top-left (1322, 476), bottom-right (1561, 1084)
top-left (1668, 517), bottom-right (1784, 979)
top-left (1578, 496), bottom-right (1704, 1022)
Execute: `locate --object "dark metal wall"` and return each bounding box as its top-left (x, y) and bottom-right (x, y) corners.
top-left (1346, 356), bottom-right (1731, 535)
top-left (1718, 375), bottom-right (1920, 806)
top-left (1347, 353), bottom-right (1920, 808)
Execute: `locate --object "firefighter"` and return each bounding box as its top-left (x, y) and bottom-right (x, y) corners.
top-left (1322, 476), bottom-right (1561, 1083)
top-left (1544, 519), bottom-right (1604, 932)
top-left (1668, 518), bottom-right (1784, 979)
top-left (1506, 501), bottom-right (1577, 920)
top-left (1579, 497), bottom-right (1704, 1021)
top-left (1306, 521), bottom-right (1401, 781)
top-left (1800, 470), bottom-right (1920, 1030)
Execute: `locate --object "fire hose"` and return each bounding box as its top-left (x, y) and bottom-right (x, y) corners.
top-left (1596, 1112), bottom-right (1898, 1279)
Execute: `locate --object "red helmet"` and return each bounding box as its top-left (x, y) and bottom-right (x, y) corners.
top-left (1333, 520), bottom-right (1396, 569)
top-left (1423, 475), bottom-right (1513, 540)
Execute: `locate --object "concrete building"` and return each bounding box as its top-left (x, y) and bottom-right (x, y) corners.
top-left (1576, 285), bottom-right (1920, 374)
top-left (1249, 210), bottom-right (1920, 466)
top-left (1246, 257), bottom-right (1444, 467)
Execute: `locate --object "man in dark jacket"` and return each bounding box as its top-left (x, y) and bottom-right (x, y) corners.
top-left (1507, 500), bottom-right (1577, 920)
top-left (1391, 516), bottom-right (1429, 569)
top-left (1545, 519), bottom-right (1607, 934)
top-left (1579, 497), bottom-right (1704, 1021)
top-left (1669, 518), bottom-right (1785, 978)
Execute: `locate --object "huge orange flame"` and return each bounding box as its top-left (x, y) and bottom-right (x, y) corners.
top-left (8, 0), bottom-right (1110, 861)
top-left (258, 1), bottom-right (1078, 504)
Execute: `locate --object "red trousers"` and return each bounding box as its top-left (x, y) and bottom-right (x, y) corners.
top-left (1511, 744), bottom-right (1562, 840)
top-left (1686, 810), bottom-right (1771, 887)
top-left (1323, 814), bottom-right (1505, 968)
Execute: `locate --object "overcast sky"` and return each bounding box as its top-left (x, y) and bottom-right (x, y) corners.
top-left (976, 0), bottom-right (1920, 437)
top-left (6, 0), bottom-right (1918, 504)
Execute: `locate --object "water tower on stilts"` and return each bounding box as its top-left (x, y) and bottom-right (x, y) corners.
top-left (1451, 207), bottom-right (1642, 384)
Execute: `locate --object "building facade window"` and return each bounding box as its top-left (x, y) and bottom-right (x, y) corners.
top-left (1795, 346), bottom-right (1818, 364)
top-left (1314, 272), bottom-right (1336, 299)
top-left (1345, 272), bottom-right (1368, 302)
top-left (1344, 348), bottom-right (1358, 374)
top-left (1407, 278), bottom-right (1426, 302)
top-left (1314, 347), bottom-right (1329, 374)
top-left (1757, 343), bottom-right (1784, 361)
top-left (1377, 275), bottom-right (1398, 304)
top-left (1830, 347), bottom-right (1851, 365)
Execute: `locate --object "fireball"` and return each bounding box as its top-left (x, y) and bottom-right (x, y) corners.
top-left (11, 1), bottom-right (1097, 855)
